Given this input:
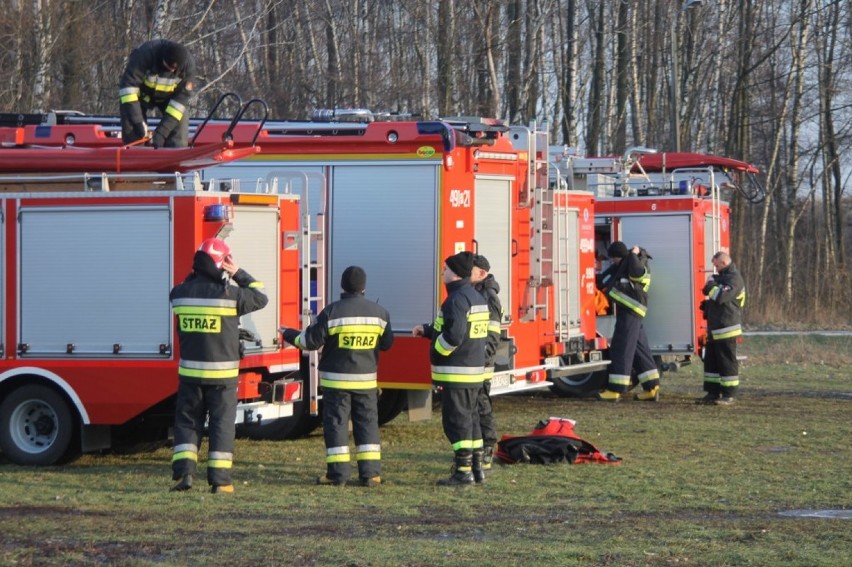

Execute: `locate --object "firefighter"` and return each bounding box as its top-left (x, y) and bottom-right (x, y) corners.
top-left (413, 251), bottom-right (489, 486)
top-left (697, 251), bottom-right (746, 405)
top-left (119, 39), bottom-right (196, 148)
top-left (596, 241), bottom-right (661, 402)
top-left (169, 238), bottom-right (268, 493)
top-left (471, 254), bottom-right (503, 479)
top-left (280, 266), bottom-right (394, 487)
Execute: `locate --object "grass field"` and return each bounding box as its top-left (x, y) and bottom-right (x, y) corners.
top-left (1, 335), bottom-right (850, 566)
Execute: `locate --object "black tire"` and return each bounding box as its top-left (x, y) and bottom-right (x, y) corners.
top-left (549, 369), bottom-right (608, 397)
top-left (377, 388), bottom-right (407, 425)
top-left (0, 384), bottom-right (77, 466)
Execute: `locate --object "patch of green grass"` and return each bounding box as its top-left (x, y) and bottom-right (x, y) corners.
top-left (1, 336), bottom-right (850, 566)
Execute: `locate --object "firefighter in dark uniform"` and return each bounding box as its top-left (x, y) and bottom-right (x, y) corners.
top-left (471, 254), bottom-right (503, 477)
top-left (169, 238), bottom-right (268, 493)
top-left (597, 241), bottom-right (661, 402)
top-left (280, 266), bottom-right (394, 487)
top-left (119, 39), bottom-right (196, 148)
top-left (413, 252), bottom-right (490, 486)
top-left (697, 251), bottom-right (746, 405)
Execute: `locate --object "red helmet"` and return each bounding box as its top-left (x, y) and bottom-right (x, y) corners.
top-left (198, 238), bottom-right (231, 268)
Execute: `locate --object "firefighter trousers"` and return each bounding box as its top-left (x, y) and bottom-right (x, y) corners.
top-left (703, 338), bottom-right (739, 397)
top-left (441, 386), bottom-right (482, 455)
top-left (172, 381), bottom-right (237, 487)
top-left (322, 388), bottom-right (381, 483)
top-left (477, 379), bottom-right (497, 448)
top-left (607, 313), bottom-right (659, 393)
top-left (120, 102), bottom-right (189, 147)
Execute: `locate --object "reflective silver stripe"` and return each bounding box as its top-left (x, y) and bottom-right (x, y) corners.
top-left (173, 443), bottom-right (198, 453)
top-left (470, 304), bottom-right (490, 315)
top-left (319, 371), bottom-right (378, 382)
top-left (431, 365), bottom-right (485, 376)
top-left (208, 451), bottom-right (233, 461)
top-left (168, 99), bottom-right (186, 113)
top-left (327, 446), bottom-right (350, 456)
top-left (328, 316), bottom-right (388, 330)
top-left (119, 87), bottom-right (140, 96)
top-left (356, 444), bottom-right (381, 453)
top-left (171, 298), bottom-right (237, 308)
top-left (436, 334), bottom-right (456, 354)
top-left (179, 359), bottom-right (240, 370)
top-left (637, 369), bottom-right (659, 381)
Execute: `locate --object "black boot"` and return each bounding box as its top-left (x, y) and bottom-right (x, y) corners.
top-left (437, 452), bottom-right (474, 487)
top-left (472, 450), bottom-right (486, 484)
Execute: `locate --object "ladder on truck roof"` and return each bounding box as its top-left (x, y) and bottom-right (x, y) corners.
top-left (509, 121), bottom-right (553, 323)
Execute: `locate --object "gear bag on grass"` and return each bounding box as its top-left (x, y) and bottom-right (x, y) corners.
top-left (495, 417), bottom-right (622, 465)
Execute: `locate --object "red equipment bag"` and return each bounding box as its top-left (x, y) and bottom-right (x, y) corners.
top-left (494, 417), bottom-right (622, 465)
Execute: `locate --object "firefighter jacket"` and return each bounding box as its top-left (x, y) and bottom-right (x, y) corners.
top-left (119, 39), bottom-right (196, 144)
top-left (170, 268), bottom-right (268, 385)
top-left (422, 279), bottom-right (489, 389)
top-left (703, 262), bottom-right (746, 340)
top-left (598, 251), bottom-right (651, 318)
top-left (281, 292), bottom-right (393, 390)
top-left (475, 274), bottom-right (503, 373)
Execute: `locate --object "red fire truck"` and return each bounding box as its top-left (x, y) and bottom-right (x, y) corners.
top-left (0, 136), bottom-right (308, 466)
top-left (0, 108), bottom-right (762, 464)
top-left (549, 146), bottom-right (763, 393)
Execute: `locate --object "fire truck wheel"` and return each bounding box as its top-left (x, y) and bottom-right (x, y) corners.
top-left (0, 384), bottom-right (77, 466)
top-left (377, 389), bottom-right (407, 425)
top-left (549, 369), bottom-right (608, 397)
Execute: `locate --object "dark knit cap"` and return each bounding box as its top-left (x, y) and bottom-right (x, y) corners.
top-left (445, 251), bottom-right (474, 279)
top-left (473, 254), bottom-right (491, 272)
top-left (161, 40), bottom-right (189, 68)
top-left (341, 265), bottom-right (367, 293)
top-left (607, 241), bottom-right (629, 259)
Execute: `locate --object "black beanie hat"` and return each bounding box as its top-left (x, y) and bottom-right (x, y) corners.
top-left (607, 241), bottom-right (629, 259)
top-left (341, 265), bottom-right (367, 293)
top-left (162, 40), bottom-right (189, 69)
top-left (472, 254), bottom-right (491, 272)
top-left (445, 251), bottom-right (474, 279)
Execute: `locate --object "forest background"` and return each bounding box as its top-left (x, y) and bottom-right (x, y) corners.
top-left (2, 0), bottom-right (849, 327)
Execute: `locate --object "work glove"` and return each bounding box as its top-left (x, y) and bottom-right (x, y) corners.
top-left (150, 130), bottom-right (166, 148)
top-left (279, 326), bottom-right (301, 346)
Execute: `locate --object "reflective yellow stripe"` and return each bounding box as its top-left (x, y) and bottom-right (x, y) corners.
top-left (355, 451), bottom-right (381, 461)
top-left (608, 373), bottom-right (631, 387)
top-left (171, 451), bottom-right (198, 463)
top-left (178, 367), bottom-right (239, 379)
top-left (712, 325), bottom-right (742, 340)
top-left (120, 93), bottom-right (139, 103)
top-left (720, 376), bottom-right (739, 387)
top-left (173, 306), bottom-right (237, 316)
top-left (165, 104), bottom-right (183, 121)
top-left (319, 378), bottom-right (377, 390)
top-left (249, 281), bottom-right (265, 289)
top-left (608, 289), bottom-right (647, 317)
top-left (207, 459), bottom-right (233, 469)
top-left (435, 334), bottom-right (456, 356)
top-left (327, 454), bottom-right (351, 463)
top-left (451, 440), bottom-right (475, 451)
top-left (431, 366), bottom-right (485, 384)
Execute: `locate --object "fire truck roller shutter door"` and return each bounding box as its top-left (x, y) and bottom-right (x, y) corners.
top-left (473, 176), bottom-right (513, 323)
top-left (617, 214), bottom-right (694, 354)
top-left (328, 164), bottom-right (439, 331)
